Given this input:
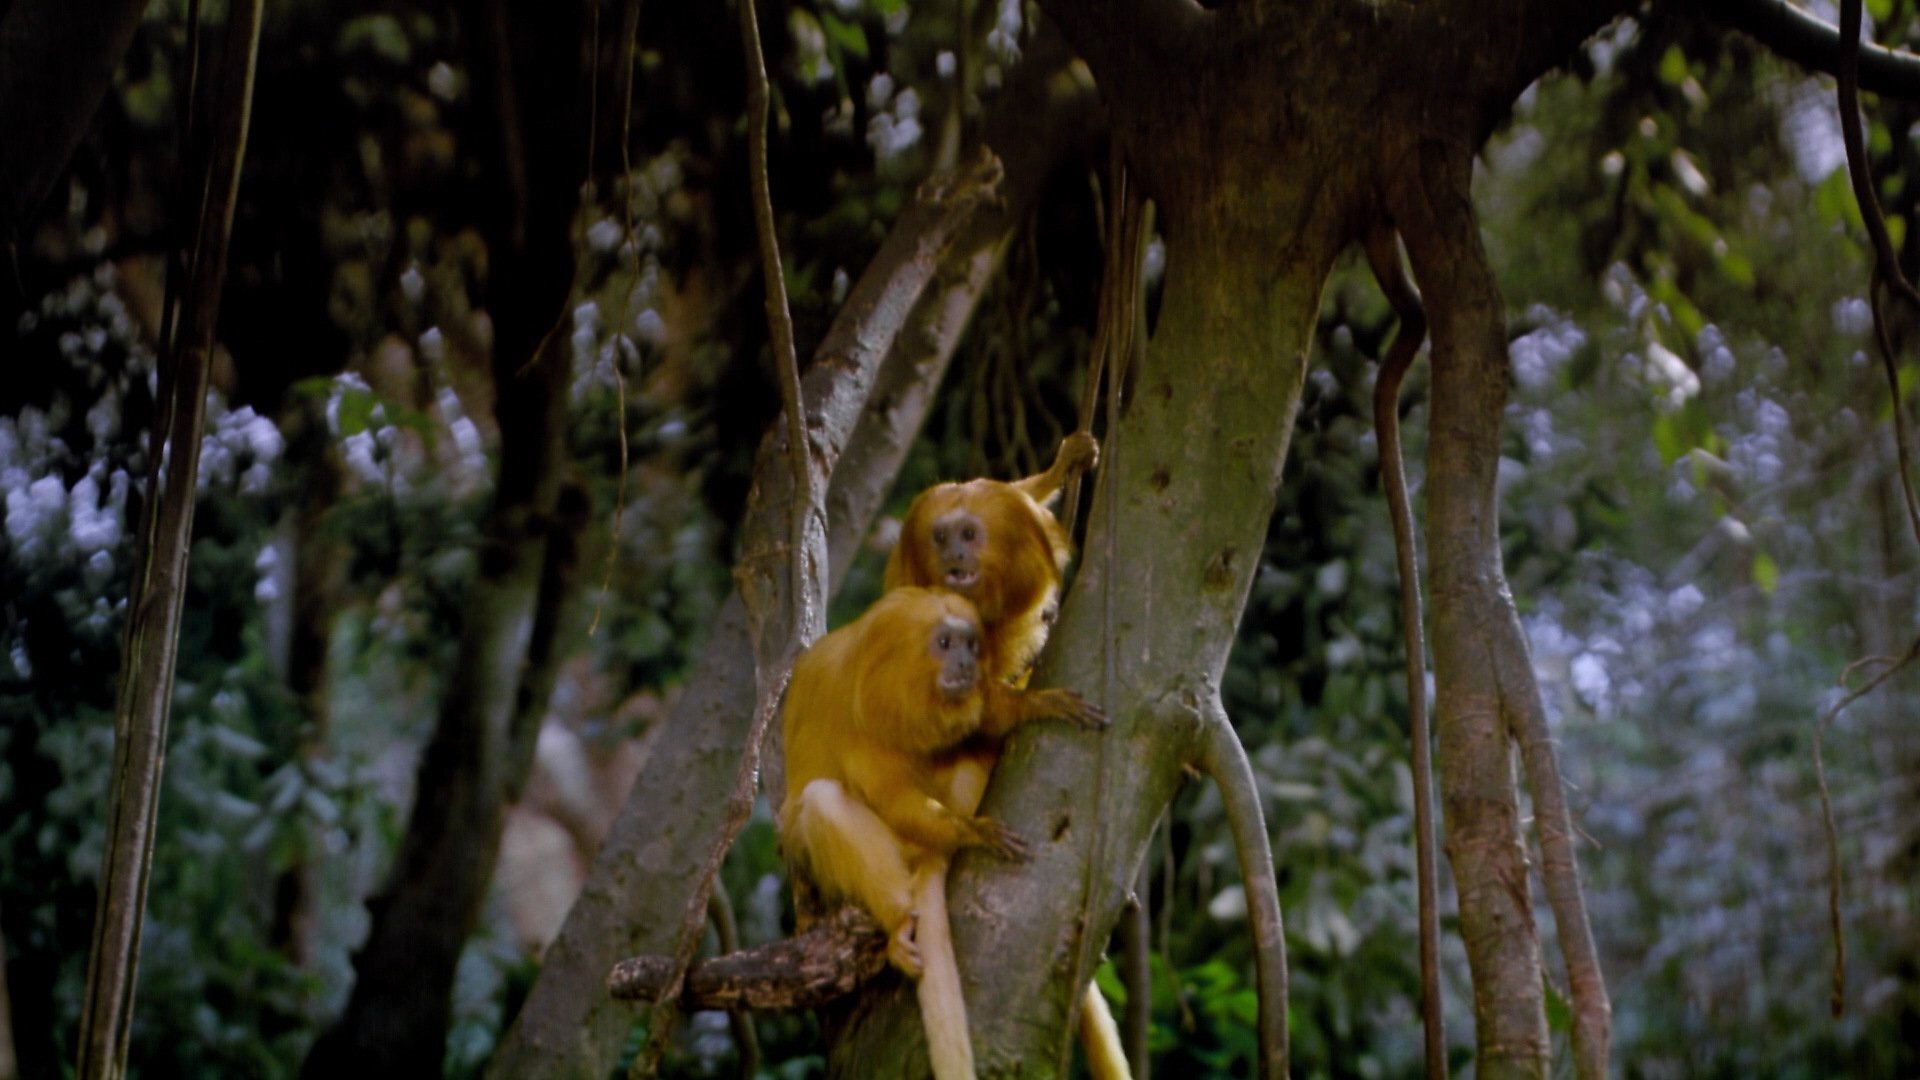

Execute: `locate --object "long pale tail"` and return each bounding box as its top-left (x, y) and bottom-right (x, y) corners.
top-left (1077, 979), bottom-right (1132, 1080)
top-left (911, 862), bottom-right (1132, 1080)
top-left (912, 865), bottom-right (976, 1080)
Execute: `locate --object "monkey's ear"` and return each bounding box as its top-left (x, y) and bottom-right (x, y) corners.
top-left (881, 512), bottom-right (920, 590)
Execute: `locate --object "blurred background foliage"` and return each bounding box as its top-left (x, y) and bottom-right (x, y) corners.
top-left (1, 0), bottom-right (1916, 1077)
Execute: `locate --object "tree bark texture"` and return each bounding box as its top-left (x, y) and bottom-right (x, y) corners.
top-left (300, 0), bottom-right (585, 1073)
top-left (483, 45), bottom-right (1094, 1078)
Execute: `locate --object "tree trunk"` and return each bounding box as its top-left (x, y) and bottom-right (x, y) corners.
top-left (300, 0), bottom-right (585, 1072)
top-left (1391, 141), bottom-right (1553, 1077)
top-left (829, 140), bottom-right (1341, 1078)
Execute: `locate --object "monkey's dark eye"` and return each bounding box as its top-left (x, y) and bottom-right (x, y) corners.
top-left (961, 525), bottom-right (977, 542)
top-left (937, 634), bottom-right (951, 650)
top-left (933, 528), bottom-right (947, 544)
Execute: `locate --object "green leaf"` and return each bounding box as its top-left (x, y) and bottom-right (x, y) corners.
top-left (1658, 45), bottom-right (1689, 88)
top-left (819, 11), bottom-right (869, 61)
top-left (338, 14), bottom-right (412, 65)
top-left (1093, 958), bottom-right (1129, 1007)
top-left (1652, 412), bottom-right (1687, 466)
top-left (335, 387), bottom-right (377, 437)
top-left (1544, 978), bottom-right (1572, 1032)
top-left (1718, 250), bottom-right (1755, 289)
top-left (1814, 168), bottom-right (1863, 228)
top-left (1752, 550), bottom-right (1779, 596)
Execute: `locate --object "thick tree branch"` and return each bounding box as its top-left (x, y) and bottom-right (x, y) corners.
top-left (608, 906), bottom-right (890, 1012)
top-left (301, 1), bottom-right (587, 1070)
top-left (833, 167), bottom-right (1344, 1077)
top-left (1390, 140), bottom-right (1552, 1078)
top-left (1703, 0), bottom-right (1920, 99)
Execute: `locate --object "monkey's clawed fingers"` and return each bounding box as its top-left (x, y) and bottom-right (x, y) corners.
top-left (1030, 688), bottom-right (1109, 731)
top-left (970, 817), bottom-right (1031, 862)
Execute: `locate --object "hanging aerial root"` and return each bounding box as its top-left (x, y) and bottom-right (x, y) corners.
top-left (1062, 146), bottom-right (1151, 1079)
top-left (1362, 225), bottom-right (1445, 1080)
top-left (1837, 0), bottom-right (1920, 549)
top-left (634, 0), bottom-right (823, 1071)
top-left (1811, 636), bottom-right (1920, 1015)
top-left (1195, 701), bottom-right (1289, 1080)
top-left (1816, 0), bottom-right (1920, 1020)
top-left (706, 887), bottom-right (763, 1075)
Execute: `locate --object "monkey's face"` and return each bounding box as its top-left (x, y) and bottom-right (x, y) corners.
top-left (928, 509), bottom-right (986, 592)
top-left (928, 614), bottom-right (982, 702)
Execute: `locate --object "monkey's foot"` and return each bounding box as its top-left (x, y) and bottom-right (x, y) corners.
top-left (889, 914), bottom-right (924, 978)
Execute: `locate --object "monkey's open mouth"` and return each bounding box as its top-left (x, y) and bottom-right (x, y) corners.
top-left (938, 673), bottom-right (974, 699)
top-left (944, 568), bottom-right (979, 589)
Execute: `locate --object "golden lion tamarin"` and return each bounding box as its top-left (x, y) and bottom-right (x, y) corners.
top-left (883, 432), bottom-right (1132, 1080)
top-left (779, 586), bottom-right (1103, 1080)
top-left (885, 431), bottom-right (1097, 687)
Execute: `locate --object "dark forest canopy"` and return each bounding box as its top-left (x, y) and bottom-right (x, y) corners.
top-left (1, 0), bottom-right (1917, 1077)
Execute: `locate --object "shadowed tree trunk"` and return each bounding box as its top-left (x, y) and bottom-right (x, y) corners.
top-left (300, 0), bottom-right (588, 1072)
top-left (0, 0), bottom-right (149, 237)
